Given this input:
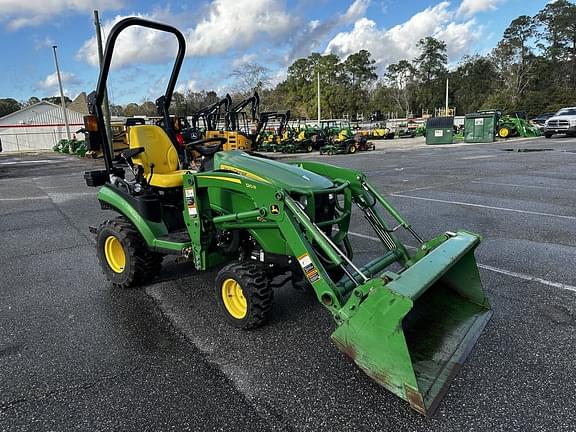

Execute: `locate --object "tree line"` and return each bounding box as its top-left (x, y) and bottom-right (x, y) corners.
top-left (2, 1), bottom-right (574, 121)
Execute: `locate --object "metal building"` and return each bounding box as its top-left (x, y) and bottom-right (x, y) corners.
top-left (0, 101), bottom-right (85, 152)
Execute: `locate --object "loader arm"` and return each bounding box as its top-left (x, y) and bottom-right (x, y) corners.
top-left (182, 163), bottom-right (491, 416)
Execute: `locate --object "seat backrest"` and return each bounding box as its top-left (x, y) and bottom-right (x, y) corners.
top-left (129, 125), bottom-right (179, 174)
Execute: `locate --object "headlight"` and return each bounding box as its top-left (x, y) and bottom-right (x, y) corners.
top-left (570, 119), bottom-right (576, 126)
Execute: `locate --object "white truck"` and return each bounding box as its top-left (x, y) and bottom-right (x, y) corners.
top-left (544, 107), bottom-right (576, 138)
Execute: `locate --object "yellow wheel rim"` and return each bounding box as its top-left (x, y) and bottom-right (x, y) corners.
top-left (499, 127), bottom-right (509, 138)
top-left (104, 236), bottom-right (126, 273)
top-left (221, 278), bottom-right (247, 319)
top-left (350, 145), bottom-right (357, 153)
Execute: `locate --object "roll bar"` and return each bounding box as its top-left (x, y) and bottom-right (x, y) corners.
top-left (94, 17), bottom-right (186, 173)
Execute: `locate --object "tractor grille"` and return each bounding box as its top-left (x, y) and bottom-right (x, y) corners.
top-left (547, 120), bottom-right (570, 129)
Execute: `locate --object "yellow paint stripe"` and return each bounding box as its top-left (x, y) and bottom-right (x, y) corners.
top-left (220, 164), bottom-right (271, 184)
top-left (201, 175), bottom-right (242, 184)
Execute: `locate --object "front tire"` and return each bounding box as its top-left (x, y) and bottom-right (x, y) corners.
top-left (96, 216), bottom-right (163, 288)
top-left (215, 261), bottom-right (273, 329)
top-left (545, 132), bottom-right (553, 139)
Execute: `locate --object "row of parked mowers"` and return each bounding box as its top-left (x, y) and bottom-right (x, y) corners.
top-left (255, 119), bottom-right (414, 155)
top-left (256, 123), bottom-right (377, 155)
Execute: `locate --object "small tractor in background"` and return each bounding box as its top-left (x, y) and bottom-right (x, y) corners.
top-left (368, 123), bottom-right (395, 139)
top-left (497, 112), bottom-right (542, 138)
top-left (83, 17), bottom-right (493, 417)
top-left (320, 125), bottom-right (374, 155)
top-left (280, 123), bottom-right (326, 153)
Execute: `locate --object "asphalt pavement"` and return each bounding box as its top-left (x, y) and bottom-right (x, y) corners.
top-left (1, 136), bottom-right (576, 431)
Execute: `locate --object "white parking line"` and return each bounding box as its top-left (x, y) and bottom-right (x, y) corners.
top-left (390, 193), bottom-right (576, 221)
top-left (0, 192), bottom-right (94, 202)
top-left (0, 196), bottom-right (50, 201)
top-left (347, 231), bottom-right (576, 293)
top-left (460, 155), bottom-right (498, 160)
top-left (0, 159), bottom-right (61, 165)
top-left (476, 264), bottom-right (576, 292)
top-left (471, 180), bottom-right (573, 191)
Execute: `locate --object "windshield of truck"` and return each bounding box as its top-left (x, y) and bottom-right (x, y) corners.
top-left (555, 108), bottom-right (576, 116)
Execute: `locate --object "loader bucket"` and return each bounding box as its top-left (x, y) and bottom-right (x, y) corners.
top-left (331, 231), bottom-right (491, 416)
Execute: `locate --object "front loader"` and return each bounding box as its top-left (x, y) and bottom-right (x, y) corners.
top-left (84, 17), bottom-right (492, 416)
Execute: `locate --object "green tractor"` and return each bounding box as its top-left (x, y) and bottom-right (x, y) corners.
top-left (497, 112), bottom-right (542, 139)
top-left (319, 127), bottom-right (374, 155)
top-left (281, 127), bottom-right (315, 153)
top-left (84, 17), bottom-right (492, 416)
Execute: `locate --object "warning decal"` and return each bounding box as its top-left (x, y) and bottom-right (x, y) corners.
top-left (298, 253), bottom-right (320, 283)
top-left (185, 188), bottom-right (197, 217)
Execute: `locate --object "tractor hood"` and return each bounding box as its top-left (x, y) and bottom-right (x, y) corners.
top-left (213, 151), bottom-right (333, 192)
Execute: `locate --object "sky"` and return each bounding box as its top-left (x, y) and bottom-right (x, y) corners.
top-left (0, 0), bottom-right (550, 106)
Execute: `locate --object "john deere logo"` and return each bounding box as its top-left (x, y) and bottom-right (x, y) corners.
top-left (270, 205), bottom-right (280, 214)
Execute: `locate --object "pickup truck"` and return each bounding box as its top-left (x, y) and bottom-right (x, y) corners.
top-left (544, 107), bottom-right (576, 138)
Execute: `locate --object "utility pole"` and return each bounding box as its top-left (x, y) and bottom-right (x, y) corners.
top-left (93, 10), bottom-right (113, 148)
top-left (317, 71), bottom-right (321, 125)
top-left (445, 77), bottom-right (449, 116)
top-left (52, 45), bottom-right (71, 140)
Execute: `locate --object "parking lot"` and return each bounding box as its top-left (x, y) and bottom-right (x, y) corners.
top-left (2, 136), bottom-right (576, 431)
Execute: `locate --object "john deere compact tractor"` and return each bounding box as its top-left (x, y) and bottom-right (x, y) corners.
top-left (84, 17), bottom-right (492, 416)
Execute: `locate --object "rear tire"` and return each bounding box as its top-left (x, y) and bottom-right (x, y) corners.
top-left (96, 216), bottom-right (163, 288)
top-left (348, 144), bottom-right (357, 154)
top-left (498, 127), bottom-right (511, 138)
top-left (215, 261), bottom-right (273, 329)
top-left (545, 132), bottom-right (553, 139)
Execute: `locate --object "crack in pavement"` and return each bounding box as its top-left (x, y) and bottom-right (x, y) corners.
top-left (0, 366), bottom-right (140, 412)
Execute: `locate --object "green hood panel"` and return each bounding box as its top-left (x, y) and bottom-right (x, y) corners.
top-left (213, 151), bottom-right (333, 192)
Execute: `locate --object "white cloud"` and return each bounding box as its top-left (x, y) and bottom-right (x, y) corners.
top-left (457, 0), bottom-right (503, 16)
top-left (176, 79), bottom-right (199, 94)
top-left (232, 54), bottom-right (258, 69)
top-left (76, 1), bottom-right (294, 69)
top-left (269, 68), bottom-right (287, 87)
top-left (343, 0), bottom-right (372, 21)
top-left (185, 0), bottom-right (294, 56)
top-left (287, 0), bottom-right (371, 63)
top-left (325, 2), bottom-right (480, 73)
top-left (33, 35), bottom-right (55, 50)
top-left (0, 0), bottom-right (123, 30)
top-left (76, 10), bottom-right (182, 69)
top-left (36, 71), bottom-right (81, 96)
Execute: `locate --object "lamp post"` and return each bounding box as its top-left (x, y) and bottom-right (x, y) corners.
top-left (317, 71), bottom-right (321, 125)
top-left (52, 45), bottom-right (71, 140)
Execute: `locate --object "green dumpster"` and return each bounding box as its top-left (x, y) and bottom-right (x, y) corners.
top-left (464, 112), bottom-right (497, 143)
top-left (425, 117), bottom-right (454, 145)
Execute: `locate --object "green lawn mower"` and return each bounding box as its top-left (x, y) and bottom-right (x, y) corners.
top-left (319, 129), bottom-right (374, 155)
top-left (83, 17), bottom-right (492, 416)
top-left (281, 128), bottom-right (315, 153)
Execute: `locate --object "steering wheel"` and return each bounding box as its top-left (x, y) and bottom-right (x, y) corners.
top-left (185, 137), bottom-right (228, 156)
